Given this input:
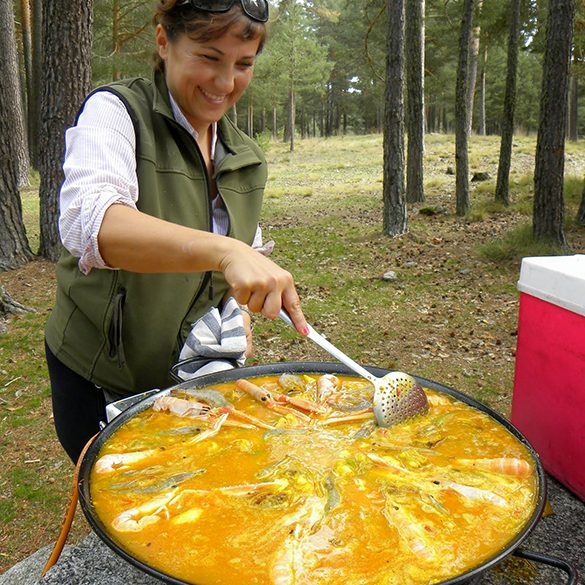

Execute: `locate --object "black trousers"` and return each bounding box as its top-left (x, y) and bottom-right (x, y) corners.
top-left (45, 341), bottom-right (107, 464)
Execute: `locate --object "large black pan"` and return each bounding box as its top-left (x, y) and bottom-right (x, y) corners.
top-left (78, 362), bottom-right (578, 585)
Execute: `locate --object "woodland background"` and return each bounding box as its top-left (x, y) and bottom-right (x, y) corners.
top-left (1, 0), bottom-right (585, 281)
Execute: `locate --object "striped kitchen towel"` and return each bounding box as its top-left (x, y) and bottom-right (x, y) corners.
top-left (173, 297), bottom-right (247, 381)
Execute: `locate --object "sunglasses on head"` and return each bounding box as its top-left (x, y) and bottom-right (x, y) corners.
top-left (175, 0), bottom-right (269, 23)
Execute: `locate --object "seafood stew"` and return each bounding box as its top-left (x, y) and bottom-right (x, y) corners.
top-left (83, 367), bottom-right (540, 585)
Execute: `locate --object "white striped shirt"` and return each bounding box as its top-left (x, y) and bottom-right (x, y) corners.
top-left (59, 90), bottom-right (262, 274)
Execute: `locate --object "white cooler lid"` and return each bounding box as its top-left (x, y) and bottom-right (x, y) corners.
top-left (518, 254), bottom-right (585, 316)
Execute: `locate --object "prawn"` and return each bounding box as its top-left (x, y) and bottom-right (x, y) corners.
top-left (94, 449), bottom-right (156, 474)
top-left (111, 490), bottom-right (177, 532)
top-left (455, 457), bottom-right (532, 477)
top-left (112, 479), bottom-right (290, 533)
top-left (154, 394), bottom-right (275, 430)
top-left (383, 498), bottom-right (438, 562)
top-left (316, 374), bottom-right (341, 404)
top-left (235, 379), bottom-right (325, 419)
top-left (270, 495), bottom-right (329, 584)
top-left (442, 481), bottom-right (509, 508)
top-left (153, 395), bottom-right (210, 417)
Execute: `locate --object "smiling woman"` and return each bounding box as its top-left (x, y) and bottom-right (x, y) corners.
top-left (154, 13), bottom-right (260, 139)
top-left (44, 0), bottom-right (309, 466)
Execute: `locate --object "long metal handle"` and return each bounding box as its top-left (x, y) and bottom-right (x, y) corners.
top-left (278, 310), bottom-right (378, 384)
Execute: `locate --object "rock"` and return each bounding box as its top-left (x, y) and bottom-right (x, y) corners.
top-left (0, 545), bottom-right (55, 585)
top-left (471, 171), bottom-right (491, 182)
top-left (32, 533), bottom-right (165, 585)
top-left (418, 206), bottom-right (446, 216)
top-left (382, 271), bottom-right (397, 281)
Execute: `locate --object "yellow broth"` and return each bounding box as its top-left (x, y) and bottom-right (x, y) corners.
top-left (89, 374), bottom-right (538, 585)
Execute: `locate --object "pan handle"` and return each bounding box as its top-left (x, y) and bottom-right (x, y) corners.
top-left (512, 548), bottom-right (580, 585)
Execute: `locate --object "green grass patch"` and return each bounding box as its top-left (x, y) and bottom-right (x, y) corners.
top-left (479, 222), bottom-right (566, 262)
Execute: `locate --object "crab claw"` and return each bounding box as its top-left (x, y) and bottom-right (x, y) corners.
top-left (373, 372), bottom-right (429, 427)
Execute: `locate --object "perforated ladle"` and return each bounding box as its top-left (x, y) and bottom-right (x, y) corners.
top-left (278, 310), bottom-right (429, 427)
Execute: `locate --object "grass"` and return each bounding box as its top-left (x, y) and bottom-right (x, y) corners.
top-left (1, 132), bottom-right (585, 573)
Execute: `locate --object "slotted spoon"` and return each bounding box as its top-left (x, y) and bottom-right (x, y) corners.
top-left (278, 310), bottom-right (429, 427)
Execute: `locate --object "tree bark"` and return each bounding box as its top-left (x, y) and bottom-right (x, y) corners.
top-left (455, 0), bottom-right (475, 217)
top-left (477, 43), bottom-right (487, 136)
top-left (0, 0), bottom-right (33, 271)
top-left (20, 0), bottom-right (36, 167)
top-left (495, 0), bottom-right (521, 206)
top-left (467, 0), bottom-right (483, 135)
top-left (383, 0), bottom-right (407, 236)
top-left (1, 0), bottom-right (30, 187)
top-left (568, 75), bottom-right (578, 141)
top-left (30, 0), bottom-right (42, 169)
top-left (533, 0), bottom-right (576, 246)
top-left (577, 181), bottom-right (585, 226)
top-left (405, 0), bottom-right (425, 204)
top-left (38, 0), bottom-right (93, 261)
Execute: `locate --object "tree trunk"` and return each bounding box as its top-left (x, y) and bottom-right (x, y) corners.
top-left (247, 100), bottom-right (254, 136)
top-left (38, 0), bottom-right (93, 261)
top-left (533, 0), bottom-right (576, 247)
top-left (272, 106), bottom-right (277, 139)
top-left (576, 181), bottom-right (585, 226)
top-left (568, 75), bottom-right (578, 141)
top-left (495, 0), bottom-right (521, 206)
top-left (455, 0), bottom-right (475, 217)
top-left (382, 0), bottom-right (407, 237)
top-left (0, 0), bottom-right (33, 271)
top-left (112, 0), bottom-right (121, 81)
top-left (20, 0), bottom-right (36, 167)
top-left (477, 43), bottom-right (487, 136)
top-left (467, 0), bottom-right (482, 135)
top-left (30, 0), bottom-right (42, 169)
top-left (1, 0), bottom-right (30, 187)
top-left (405, 0), bottom-right (425, 204)
top-left (288, 89), bottom-right (296, 152)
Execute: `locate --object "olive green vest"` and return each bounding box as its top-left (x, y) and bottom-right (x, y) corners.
top-left (45, 72), bottom-right (266, 396)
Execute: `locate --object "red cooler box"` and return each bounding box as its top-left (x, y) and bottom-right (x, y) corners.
top-left (511, 254), bottom-right (585, 501)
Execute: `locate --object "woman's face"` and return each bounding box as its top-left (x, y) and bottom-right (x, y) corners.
top-left (156, 24), bottom-right (261, 135)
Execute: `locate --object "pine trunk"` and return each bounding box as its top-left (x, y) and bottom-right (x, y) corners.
top-left (0, 0), bottom-right (33, 270)
top-left (0, 0), bottom-right (30, 187)
top-left (455, 0), bottom-right (475, 216)
top-left (383, 0), bottom-right (407, 237)
top-left (533, 0), bottom-right (576, 247)
top-left (38, 0), bottom-right (93, 261)
top-left (495, 0), bottom-right (521, 206)
top-left (405, 0), bottom-right (425, 204)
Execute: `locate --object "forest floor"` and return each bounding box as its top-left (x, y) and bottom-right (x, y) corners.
top-left (1, 133), bottom-right (585, 574)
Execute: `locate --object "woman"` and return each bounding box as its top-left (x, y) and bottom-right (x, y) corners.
top-left (45, 0), bottom-right (308, 463)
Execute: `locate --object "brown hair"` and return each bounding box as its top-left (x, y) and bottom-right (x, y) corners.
top-left (152, 0), bottom-right (267, 72)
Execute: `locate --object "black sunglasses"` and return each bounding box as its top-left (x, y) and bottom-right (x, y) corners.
top-left (175, 0), bottom-right (269, 23)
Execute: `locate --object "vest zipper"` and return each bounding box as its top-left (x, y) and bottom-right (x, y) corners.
top-left (176, 128), bottom-right (215, 348)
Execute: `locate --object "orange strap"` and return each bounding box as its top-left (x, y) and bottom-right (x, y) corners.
top-left (41, 433), bottom-right (99, 576)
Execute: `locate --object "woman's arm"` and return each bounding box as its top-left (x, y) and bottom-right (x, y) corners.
top-left (98, 204), bottom-right (306, 329)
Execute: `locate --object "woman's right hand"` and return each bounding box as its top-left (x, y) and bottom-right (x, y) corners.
top-left (219, 241), bottom-right (308, 336)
